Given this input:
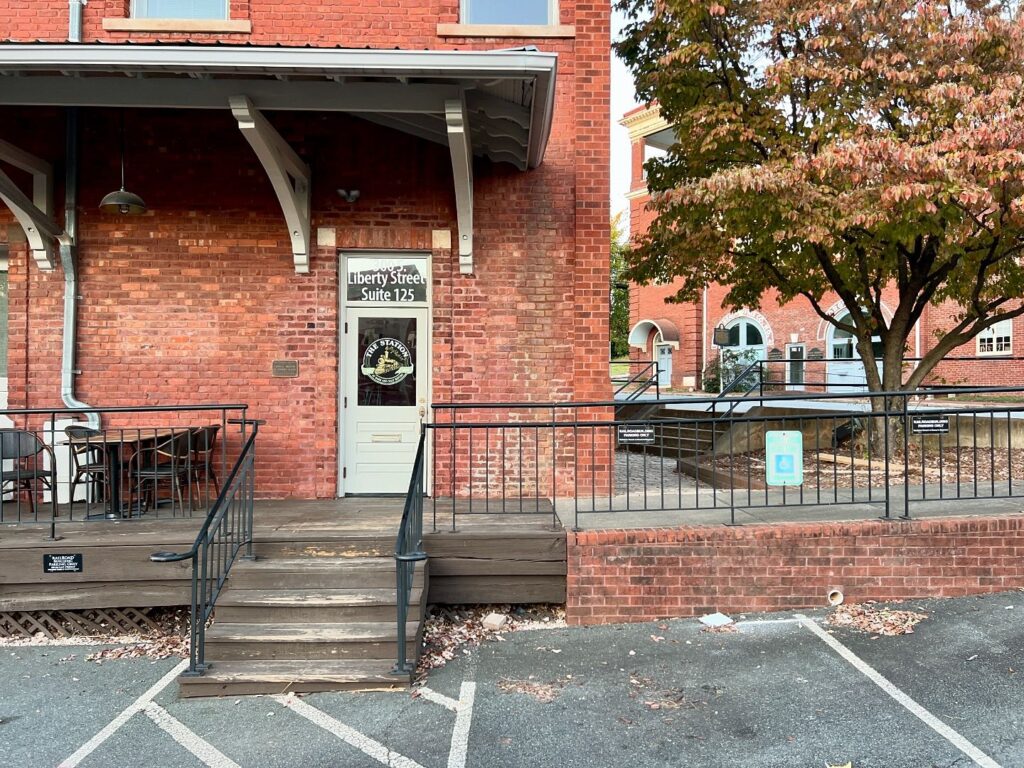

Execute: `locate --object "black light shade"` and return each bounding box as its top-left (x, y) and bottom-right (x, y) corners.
top-left (99, 187), bottom-right (147, 215)
top-left (100, 110), bottom-right (147, 215)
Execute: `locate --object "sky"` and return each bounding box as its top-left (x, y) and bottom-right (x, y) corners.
top-left (610, 9), bottom-right (642, 233)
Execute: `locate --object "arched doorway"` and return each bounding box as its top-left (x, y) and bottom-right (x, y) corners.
top-left (628, 318), bottom-right (680, 388)
top-left (724, 317), bottom-right (767, 360)
top-left (718, 317), bottom-right (768, 392)
top-left (653, 331), bottom-right (672, 387)
top-left (827, 313), bottom-right (883, 392)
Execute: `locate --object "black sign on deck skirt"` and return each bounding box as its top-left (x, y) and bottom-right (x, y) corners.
top-left (43, 553), bottom-right (83, 574)
top-left (617, 424), bottom-right (657, 445)
top-left (911, 415), bottom-right (951, 435)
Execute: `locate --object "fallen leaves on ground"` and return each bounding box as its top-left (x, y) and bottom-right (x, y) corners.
top-left (84, 608), bottom-right (190, 663)
top-left (497, 676), bottom-right (568, 703)
top-left (700, 624), bottom-right (738, 634)
top-left (826, 601), bottom-right (927, 636)
top-left (416, 604), bottom-right (566, 679)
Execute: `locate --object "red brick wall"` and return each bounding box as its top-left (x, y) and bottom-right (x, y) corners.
top-left (567, 517), bottom-right (1024, 624)
top-left (1, 1), bottom-right (572, 46)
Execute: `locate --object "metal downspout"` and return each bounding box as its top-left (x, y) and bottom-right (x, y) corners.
top-left (68, 0), bottom-right (85, 43)
top-left (59, 109), bottom-right (99, 429)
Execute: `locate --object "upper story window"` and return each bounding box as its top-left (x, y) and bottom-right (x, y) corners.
top-left (462, 0), bottom-right (555, 25)
top-left (977, 319), bottom-right (1013, 356)
top-left (133, 0), bottom-right (228, 18)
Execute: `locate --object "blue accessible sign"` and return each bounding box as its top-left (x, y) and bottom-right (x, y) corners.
top-left (765, 430), bottom-right (803, 486)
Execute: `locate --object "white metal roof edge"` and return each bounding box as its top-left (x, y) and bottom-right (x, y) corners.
top-left (0, 44), bottom-right (559, 77)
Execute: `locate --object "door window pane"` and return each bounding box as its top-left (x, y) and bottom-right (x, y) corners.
top-left (133, 0), bottom-right (227, 19)
top-left (464, 0), bottom-right (552, 24)
top-left (357, 317), bottom-right (418, 407)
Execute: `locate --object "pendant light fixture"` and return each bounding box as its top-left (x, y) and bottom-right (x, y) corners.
top-left (99, 111), bottom-right (147, 215)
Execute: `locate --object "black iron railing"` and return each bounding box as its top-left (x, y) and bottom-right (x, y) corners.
top-left (393, 429), bottom-right (427, 676)
top-left (748, 355), bottom-right (1024, 393)
top-left (150, 423), bottom-right (258, 676)
top-left (611, 359), bottom-right (660, 400)
top-left (425, 386), bottom-right (1024, 530)
top-left (0, 404), bottom-right (247, 539)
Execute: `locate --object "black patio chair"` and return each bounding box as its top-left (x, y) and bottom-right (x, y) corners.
top-left (0, 428), bottom-right (56, 519)
top-left (189, 424), bottom-right (221, 508)
top-left (65, 425), bottom-right (111, 508)
top-left (126, 429), bottom-right (192, 516)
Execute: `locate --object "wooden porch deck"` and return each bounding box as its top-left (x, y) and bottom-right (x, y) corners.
top-left (0, 499), bottom-right (566, 612)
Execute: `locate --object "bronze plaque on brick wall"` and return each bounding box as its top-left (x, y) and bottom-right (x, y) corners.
top-left (272, 360), bottom-right (299, 378)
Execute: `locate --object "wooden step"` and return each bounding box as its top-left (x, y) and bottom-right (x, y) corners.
top-left (204, 621), bottom-right (420, 661)
top-left (215, 588), bottom-right (422, 623)
top-left (251, 537), bottom-right (393, 558)
top-left (178, 659), bottom-right (408, 698)
top-left (228, 557), bottom-right (422, 590)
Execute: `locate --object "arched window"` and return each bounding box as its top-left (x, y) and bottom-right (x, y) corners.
top-left (830, 313), bottom-right (883, 359)
top-left (724, 317), bottom-right (767, 359)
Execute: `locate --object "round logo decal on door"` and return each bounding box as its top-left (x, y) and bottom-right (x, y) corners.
top-left (361, 337), bottom-right (414, 386)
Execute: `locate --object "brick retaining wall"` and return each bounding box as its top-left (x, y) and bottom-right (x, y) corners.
top-left (567, 516), bottom-right (1024, 625)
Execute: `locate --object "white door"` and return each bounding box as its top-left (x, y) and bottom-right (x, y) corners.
top-left (786, 344), bottom-right (804, 391)
top-left (343, 306), bottom-right (428, 494)
top-left (656, 344), bottom-right (672, 387)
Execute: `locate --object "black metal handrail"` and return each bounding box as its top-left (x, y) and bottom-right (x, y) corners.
top-left (394, 428), bottom-right (427, 676)
top-left (717, 358), bottom-right (763, 397)
top-left (150, 423), bottom-right (259, 676)
top-left (711, 359), bottom-right (765, 421)
top-left (612, 360), bottom-right (661, 400)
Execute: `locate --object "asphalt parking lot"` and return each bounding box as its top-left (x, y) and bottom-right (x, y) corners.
top-left (2, 591), bottom-right (1021, 768)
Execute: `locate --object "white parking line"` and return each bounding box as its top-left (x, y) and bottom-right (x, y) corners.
top-left (417, 686), bottom-right (460, 711)
top-left (58, 658), bottom-right (189, 768)
top-left (446, 682), bottom-right (476, 768)
top-left (796, 615), bottom-right (1002, 768)
top-left (144, 702), bottom-right (242, 768)
top-left (275, 694), bottom-right (426, 768)
top-left (735, 618), bottom-right (802, 627)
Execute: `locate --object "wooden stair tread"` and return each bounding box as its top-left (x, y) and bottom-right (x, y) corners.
top-left (218, 588), bottom-right (422, 607)
top-left (190, 659), bottom-right (403, 685)
top-left (231, 557), bottom-right (395, 572)
top-left (206, 621), bottom-right (419, 643)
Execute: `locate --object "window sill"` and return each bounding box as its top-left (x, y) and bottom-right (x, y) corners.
top-left (102, 18), bottom-right (252, 33)
top-left (436, 23), bottom-right (575, 38)
top-left (976, 351), bottom-right (1013, 357)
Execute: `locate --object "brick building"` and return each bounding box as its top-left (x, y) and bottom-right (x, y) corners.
top-left (621, 104), bottom-right (1024, 392)
top-left (0, 1), bottom-right (611, 498)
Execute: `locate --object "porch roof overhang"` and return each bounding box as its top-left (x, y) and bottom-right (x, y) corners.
top-left (628, 318), bottom-right (680, 350)
top-left (0, 43), bottom-right (559, 274)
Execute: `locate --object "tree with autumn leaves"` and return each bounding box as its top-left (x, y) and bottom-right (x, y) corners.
top-left (617, 0), bottom-right (1024, 393)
